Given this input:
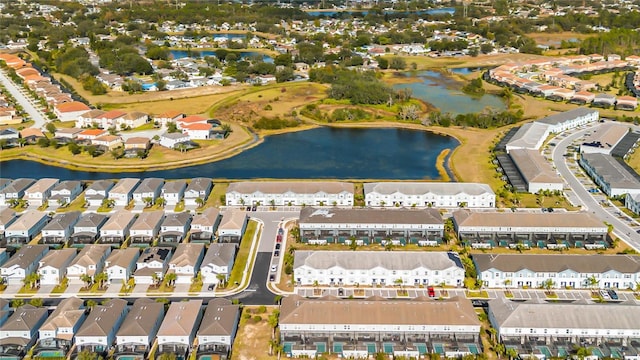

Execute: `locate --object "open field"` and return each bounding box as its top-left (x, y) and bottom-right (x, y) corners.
top-left (526, 31), bottom-right (591, 47)
top-left (394, 53), bottom-right (548, 70)
top-left (232, 306), bottom-right (278, 360)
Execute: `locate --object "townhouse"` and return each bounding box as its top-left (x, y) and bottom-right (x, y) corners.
top-left (0, 245), bottom-right (49, 285)
top-left (200, 243), bottom-right (237, 284)
top-left (36, 297), bottom-right (86, 353)
top-left (293, 250), bottom-right (465, 288)
top-left (133, 247), bottom-right (172, 284)
top-left (84, 180), bottom-right (114, 207)
top-left (24, 178), bottom-right (59, 206)
top-left (98, 210), bottom-right (136, 246)
top-left (132, 178), bottom-right (164, 206)
top-left (579, 123), bottom-right (632, 155)
top-left (37, 248), bottom-right (77, 285)
top-left (4, 210), bottom-right (49, 246)
top-left (184, 177), bottom-right (212, 206)
top-left (504, 122), bottom-right (551, 153)
top-left (0, 208), bottom-right (17, 242)
top-left (70, 213), bottom-right (109, 247)
top-left (104, 248), bottom-right (140, 285)
top-left (0, 305), bottom-right (49, 358)
top-left (158, 212), bottom-right (192, 245)
top-left (168, 243), bottom-right (205, 284)
top-left (161, 180), bottom-right (187, 206)
top-left (225, 181), bottom-right (355, 206)
top-left (580, 153), bottom-right (640, 197)
top-left (196, 298), bottom-right (241, 359)
top-left (75, 299), bottom-right (128, 355)
top-left (474, 254), bottom-right (640, 290)
top-left (115, 298), bottom-right (165, 356)
top-left (190, 207), bottom-right (221, 243)
top-left (48, 180), bottom-right (82, 207)
top-left (363, 182), bottom-right (496, 208)
top-left (280, 295), bottom-right (481, 359)
top-left (40, 211), bottom-right (81, 246)
top-left (156, 300), bottom-right (203, 360)
top-left (129, 210), bottom-right (164, 247)
top-left (108, 178), bottom-right (140, 207)
top-left (60, 238), bottom-right (106, 281)
top-left (452, 210), bottom-right (609, 249)
top-left (536, 108), bottom-right (598, 133)
top-left (298, 207), bottom-right (444, 246)
top-left (0, 178), bottom-right (34, 206)
top-left (508, 149), bottom-right (564, 193)
top-left (218, 209), bottom-right (248, 243)
top-left (488, 298), bottom-right (640, 359)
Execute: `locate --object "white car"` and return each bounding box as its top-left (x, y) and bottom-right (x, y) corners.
top-left (271, 265), bottom-right (277, 272)
top-left (599, 290), bottom-right (610, 300)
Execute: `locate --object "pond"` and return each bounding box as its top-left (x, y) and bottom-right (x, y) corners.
top-left (170, 50), bottom-right (273, 63)
top-left (393, 70), bottom-right (506, 115)
top-left (305, 7), bottom-right (454, 16)
top-left (0, 127), bottom-right (458, 181)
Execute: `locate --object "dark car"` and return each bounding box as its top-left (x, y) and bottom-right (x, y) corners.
top-left (608, 289), bottom-right (619, 300)
top-left (269, 274), bottom-right (275, 282)
top-left (278, 228), bottom-right (284, 235)
top-left (251, 205), bottom-right (257, 211)
top-left (274, 250), bottom-right (280, 257)
top-left (338, 288), bottom-right (344, 296)
top-left (275, 243), bottom-right (281, 250)
top-left (208, 284), bottom-right (215, 291)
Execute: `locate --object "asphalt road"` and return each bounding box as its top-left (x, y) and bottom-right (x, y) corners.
top-left (551, 123), bottom-right (640, 251)
top-left (0, 69), bottom-right (48, 129)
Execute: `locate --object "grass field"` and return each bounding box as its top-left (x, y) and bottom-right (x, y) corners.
top-left (526, 31), bottom-right (590, 47)
top-left (226, 220), bottom-right (259, 290)
top-left (232, 306), bottom-right (278, 360)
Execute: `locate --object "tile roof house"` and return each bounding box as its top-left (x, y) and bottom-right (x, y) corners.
top-left (108, 178), bottom-right (140, 207)
top-left (115, 298), bottom-right (165, 356)
top-left (156, 300), bottom-right (203, 360)
top-left (133, 247), bottom-right (172, 285)
top-left (70, 213), bottom-right (109, 247)
top-left (0, 305), bottom-right (49, 357)
top-left (4, 210), bottom-right (49, 247)
top-left (161, 180), bottom-right (187, 206)
top-left (200, 243), bottom-right (237, 284)
top-left (132, 178), bottom-right (164, 206)
top-left (37, 248), bottom-right (77, 285)
top-left (24, 178), bottom-right (59, 206)
top-left (129, 211), bottom-right (164, 247)
top-left (74, 299), bottom-right (128, 355)
top-left (168, 243), bottom-right (205, 284)
top-left (0, 178), bottom-right (35, 206)
top-left (196, 298), bottom-right (241, 358)
top-left (36, 297), bottom-right (86, 351)
top-left (184, 177), bottom-right (212, 206)
top-left (66, 244), bottom-right (112, 285)
top-left (190, 207), bottom-right (221, 243)
top-left (54, 101), bottom-right (91, 121)
top-left (105, 248), bottom-right (140, 285)
top-left (84, 180), bottom-right (115, 207)
top-left (40, 211), bottom-right (81, 247)
top-left (0, 245), bottom-right (49, 285)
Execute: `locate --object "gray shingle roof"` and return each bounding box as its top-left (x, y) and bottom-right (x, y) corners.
top-left (299, 207), bottom-right (443, 225)
top-left (76, 299), bottom-right (128, 337)
top-left (227, 181), bottom-right (354, 195)
top-left (293, 251), bottom-right (464, 271)
top-left (202, 243), bottom-right (236, 267)
top-left (474, 254), bottom-right (640, 274)
top-left (197, 298), bottom-right (239, 337)
top-left (364, 182), bottom-right (494, 196)
top-left (116, 298), bottom-right (164, 337)
top-left (42, 211), bottom-right (81, 231)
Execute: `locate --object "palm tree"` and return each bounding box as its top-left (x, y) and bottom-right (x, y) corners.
top-left (269, 199), bottom-right (276, 209)
top-left (216, 273), bottom-right (227, 288)
top-left (394, 278), bottom-right (404, 290)
top-left (94, 272), bottom-right (108, 290)
top-left (505, 347), bottom-right (518, 360)
top-left (195, 197), bottom-right (205, 208)
top-left (586, 275), bottom-right (599, 291)
top-left (80, 274), bottom-right (93, 288)
top-left (348, 235), bottom-right (358, 251)
top-left (542, 279), bottom-right (555, 295)
top-left (86, 299), bottom-right (97, 309)
top-left (267, 310), bottom-right (279, 339)
top-left (313, 280), bottom-right (320, 295)
top-left (152, 273), bottom-right (161, 287)
top-left (143, 196), bottom-right (154, 207)
top-left (24, 272), bottom-right (40, 289)
top-left (165, 272), bottom-right (177, 287)
top-left (384, 237), bottom-right (394, 251)
top-left (156, 197), bottom-right (166, 208)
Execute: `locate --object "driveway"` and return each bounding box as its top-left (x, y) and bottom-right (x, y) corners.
top-left (0, 69), bottom-right (49, 129)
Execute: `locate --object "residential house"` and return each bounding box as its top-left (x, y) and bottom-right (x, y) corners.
top-left (168, 243), bottom-right (205, 284)
top-left (133, 178), bottom-right (164, 206)
top-left (124, 137), bottom-right (151, 152)
top-left (108, 178), bottom-right (140, 207)
top-left (74, 299), bottom-right (128, 355)
top-left (115, 298), bottom-right (165, 356)
top-left (182, 123), bottom-right (214, 140)
top-left (104, 248), bottom-right (140, 285)
top-left (161, 180), bottom-right (187, 206)
top-left (0, 128), bottom-right (19, 143)
top-left (218, 210), bottom-right (248, 243)
top-left (184, 177), bottom-right (212, 206)
top-left (158, 212), bottom-right (192, 246)
top-left (129, 211), bottom-right (164, 247)
top-left (70, 213), bottom-right (109, 247)
top-left (0, 178), bottom-right (34, 206)
top-left (37, 248), bottom-right (77, 285)
top-left (36, 297), bottom-right (86, 353)
top-left (508, 149), bottom-right (564, 193)
top-left (159, 132), bottom-right (190, 149)
top-left (133, 247), bottom-right (172, 285)
top-left (580, 153), bottom-right (640, 197)
top-left (53, 128), bottom-right (83, 141)
top-left (156, 300), bottom-right (203, 360)
top-left (4, 210), bottom-right (49, 246)
top-left (364, 182), bottom-right (496, 208)
top-left (48, 180), bottom-right (83, 207)
top-left (54, 101), bottom-right (91, 122)
top-left (19, 128), bottom-right (45, 144)
top-left (0, 208), bottom-right (17, 241)
top-left (196, 298), bottom-right (241, 359)
top-left (118, 111), bottom-right (148, 128)
top-left (40, 211), bottom-right (81, 247)
top-left (190, 207), bottom-right (221, 243)
top-left (0, 178), bottom-right (12, 192)
top-left (77, 129), bottom-right (107, 142)
top-left (66, 244), bottom-right (111, 285)
top-left (0, 249), bottom-right (6, 268)
top-left (76, 109), bottom-right (106, 128)
top-left (0, 244), bottom-right (49, 285)
top-left (24, 178), bottom-right (59, 206)
top-left (92, 135), bottom-right (123, 151)
top-left (98, 210), bottom-right (136, 246)
top-left (84, 180), bottom-right (115, 207)
top-left (536, 108), bottom-right (599, 133)
top-left (225, 181), bottom-right (355, 207)
top-left (200, 243), bottom-right (237, 284)
top-left (280, 295), bottom-right (481, 359)
top-left (154, 111), bottom-right (185, 128)
top-left (0, 305), bottom-right (48, 358)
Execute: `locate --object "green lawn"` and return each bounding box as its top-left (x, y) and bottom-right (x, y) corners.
top-left (225, 220), bottom-right (259, 290)
top-left (52, 278), bottom-right (68, 294)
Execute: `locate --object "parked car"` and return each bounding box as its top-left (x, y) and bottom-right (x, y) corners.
top-left (275, 243), bottom-right (281, 250)
top-left (271, 265), bottom-right (277, 272)
top-left (278, 228), bottom-right (284, 235)
top-left (269, 274), bottom-right (275, 282)
top-left (276, 234), bottom-right (282, 242)
top-left (274, 250), bottom-right (280, 257)
top-left (600, 289), bottom-right (611, 300)
top-left (428, 286), bottom-right (435, 297)
top-left (608, 289), bottom-right (619, 300)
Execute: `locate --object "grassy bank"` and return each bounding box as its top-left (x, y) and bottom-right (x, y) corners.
top-left (226, 220), bottom-right (260, 290)
top-left (435, 148), bottom-right (451, 182)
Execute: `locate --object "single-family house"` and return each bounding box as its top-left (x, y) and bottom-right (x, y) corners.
top-left (84, 180), bottom-right (115, 207)
top-left (0, 208), bottom-right (17, 242)
top-left (53, 101), bottom-right (91, 122)
top-left (124, 137), bottom-right (151, 152)
top-left (104, 248), bottom-right (140, 285)
top-left (118, 111), bottom-right (148, 128)
top-left (92, 135), bottom-right (123, 151)
top-left (48, 180), bottom-right (82, 207)
top-left (70, 213), bottom-right (109, 247)
top-left (168, 243), bottom-right (205, 284)
top-left (184, 177), bottom-right (212, 206)
top-left (182, 123), bottom-right (213, 140)
top-left (77, 129), bottom-right (108, 142)
top-left (0, 305), bottom-right (48, 358)
top-left (74, 299), bottom-right (128, 355)
top-left (196, 298), bottom-right (241, 359)
top-left (161, 180), bottom-right (187, 206)
top-left (0, 244), bottom-right (49, 285)
top-left (0, 178), bottom-right (34, 207)
top-left (108, 178), bottom-right (140, 207)
top-left (218, 210), bottom-right (248, 243)
top-left (37, 248), bottom-right (77, 285)
top-left (36, 297), bottom-right (86, 353)
top-left (159, 132), bottom-right (190, 149)
top-left (154, 111), bottom-right (185, 128)
top-left (19, 128), bottom-right (44, 144)
top-left (156, 300), bottom-right (203, 360)
top-left (76, 109), bottom-right (106, 128)
top-left (133, 178), bottom-right (164, 206)
top-left (4, 210), bottom-right (49, 246)
top-left (24, 178), bottom-right (59, 206)
top-left (40, 211), bottom-right (81, 246)
top-left (133, 247), bottom-right (172, 285)
top-left (158, 212), bottom-right (192, 246)
top-left (129, 211), bottom-right (164, 247)
top-left (190, 207), bottom-right (221, 243)
top-left (53, 128), bottom-right (83, 141)
top-left (616, 95), bottom-right (638, 110)
top-left (66, 244), bottom-right (111, 285)
top-left (200, 243), bottom-right (237, 284)
top-left (98, 210), bottom-right (136, 246)
top-left (115, 298), bottom-right (165, 356)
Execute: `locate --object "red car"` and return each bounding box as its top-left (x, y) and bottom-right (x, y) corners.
top-left (428, 286), bottom-right (435, 297)
top-left (276, 234), bottom-right (282, 242)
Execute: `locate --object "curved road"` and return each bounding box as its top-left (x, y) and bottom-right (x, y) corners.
top-left (551, 124), bottom-right (640, 252)
top-left (0, 69), bottom-right (48, 129)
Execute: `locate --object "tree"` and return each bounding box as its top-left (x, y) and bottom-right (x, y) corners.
top-left (267, 310), bottom-right (280, 338)
top-left (157, 353), bottom-right (177, 360)
top-left (195, 197), bottom-right (205, 208)
top-left (165, 272), bottom-right (177, 287)
top-left (216, 273), bottom-right (227, 288)
top-left (81, 274), bottom-right (93, 287)
top-left (37, 137), bottom-right (50, 148)
top-left (85, 145), bottom-right (100, 157)
top-left (94, 272), bottom-right (108, 289)
top-left (389, 57), bottom-right (407, 70)
top-left (68, 141), bottom-right (81, 155)
top-left (152, 273), bottom-right (161, 287)
top-left (586, 275), bottom-right (599, 290)
top-left (10, 299), bottom-right (24, 308)
top-left (542, 279), bottom-right (555, 294)
top-left (76, 350), bottom-right (98, 360)
top-left (348, 236), bottom-right (358, 251)
top-left (110, 147), bottom-right (124, 160)
top-left (143, 196), bottom-right (154, 207)
top-left (394, 278), bottom-right (404, 290)
top-left (275, 67), bottom-right (294, 83)
top-left (101, 198), bottom-right (115, 209)
top-left (45, 122), bottom-right (57, 135)
top-left (156, 197), bottom-right (166, 208)
top-left (86, 299), bottom-right (97, 309)
top-left (506, 348), bottom-right (518, 360)
top-left (29, 298), bottom-right (44, 307)
top-left (377, 56), bottom-right (389, 70)
top-left (397, 104), bottom-right (420, 121)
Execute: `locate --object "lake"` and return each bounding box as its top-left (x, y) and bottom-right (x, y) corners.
top-left (393, 70), bottom-right (506, 115)
top-left (305, 7), bottom-right (454, 16)
top-left (170, 50), bottom-right (274, 63)
top-left (0, 127), bottom-right (458, 180)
